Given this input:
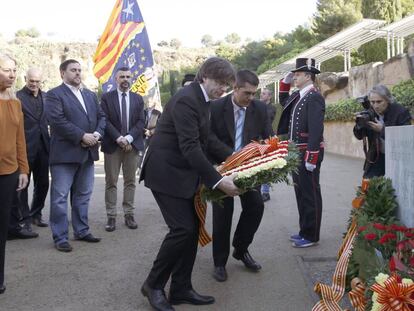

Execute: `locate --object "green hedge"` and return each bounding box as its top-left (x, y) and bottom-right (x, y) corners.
top-left (325, 78), bottom-right (414, 121)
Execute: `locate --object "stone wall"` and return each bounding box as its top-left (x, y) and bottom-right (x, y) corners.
top-left (319, 40), bottom-right (414, 103)
top-left (324, 121), bottom-right (365, 159)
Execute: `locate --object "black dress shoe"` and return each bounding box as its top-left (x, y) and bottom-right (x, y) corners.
top-left (169, 289), bottom-right (215, 305)
top-left (32, 217), bottom-right (48, 227)
top-left (233, 250), bottom-right (262, 271)
top-left (141, 282), bottom-right (175, 311)
top-left (76, 233), bottom-right (101, 243)
top-left (55, 242), bottom-right (73, 252)
top-left (212, 266), bottom-right (227, 282)
top-left (125, 215), bottom-right (138, 229)
top-left (0, 285), bottom-right (6, 294)
top-left (8, 228), bottom-right (39, 240)
top-left (105, 218), bottom-right (116, 232)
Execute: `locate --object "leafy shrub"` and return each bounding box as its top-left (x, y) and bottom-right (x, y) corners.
top-left (325, 78), bottom-right (414, 122)
top-left (391, 78), bottom-right (414, 116)
top-left (325, 98), bottom-right (360, 121)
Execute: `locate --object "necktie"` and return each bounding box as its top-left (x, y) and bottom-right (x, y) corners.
top-left (121, 92), bottom-right (128, 135)
top-left (234, 108), bottom-right (245, 151)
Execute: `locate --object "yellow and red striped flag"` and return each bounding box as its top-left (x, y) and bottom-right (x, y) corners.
top-left (94, 0), bottom-right (161, 107)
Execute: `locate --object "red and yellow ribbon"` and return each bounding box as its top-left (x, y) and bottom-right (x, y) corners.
top-left (371, 274), bottom-right (414, 311)
top-left (348, 278), bottom-right (366, 311)
top-left (194, 189), bottom-right (212, 247)
top-left (312, 179), bottom-right (370, 311)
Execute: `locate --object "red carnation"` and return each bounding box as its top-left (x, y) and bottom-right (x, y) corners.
top-left (410, 257), bottom-right (414, 267)
top-left (405, 232), bottom-right (414, 238)
top-left (373, 223), bottom-right (387, 230)
top-left (364, 233), bottom-right (377, 241)
top-left (358, 226), bottom-right (367, 233)
top-left (384, 233), bottom-right (397, 240)
top-left (378, 236), bottom-right (389, 244)
top-left (389, 257), bottom-right (396, 271)
top-left (390, 224), bottom-right (407, 232)
top-left (397, 241), bottom-right (406, 251)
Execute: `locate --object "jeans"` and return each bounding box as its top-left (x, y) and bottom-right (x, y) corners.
top-left (49, 160), bottom-right (94, 245)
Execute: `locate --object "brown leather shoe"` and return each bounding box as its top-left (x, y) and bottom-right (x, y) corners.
top-left (105, 218), bottom-right (116, 232)
top-left (125, 215), bottom-right (138, 229)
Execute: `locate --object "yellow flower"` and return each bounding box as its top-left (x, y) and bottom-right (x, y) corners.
top-left (374, 273), bottom-right (389, 286)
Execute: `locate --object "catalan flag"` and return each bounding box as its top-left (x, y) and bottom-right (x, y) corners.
top-left (94, 0), bottom-right (160, 105)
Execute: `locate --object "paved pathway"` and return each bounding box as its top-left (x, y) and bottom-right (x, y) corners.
top-left (1, 153), bottom-right (364, 311)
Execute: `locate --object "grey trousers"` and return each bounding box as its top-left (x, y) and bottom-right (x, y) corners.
top-left (104, 148), bottom-right (139, 218)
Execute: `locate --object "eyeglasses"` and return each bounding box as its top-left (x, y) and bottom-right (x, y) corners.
top-left (370, 100), bottom-right (384, 104)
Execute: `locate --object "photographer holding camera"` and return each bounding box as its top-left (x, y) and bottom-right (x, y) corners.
top-left (353, 84), bottom-right (412, 178)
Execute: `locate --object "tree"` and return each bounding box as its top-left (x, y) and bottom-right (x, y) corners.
top-left (15, 27), bottom-right (40, 38)
top-left (201, 34), bottom-right (214, 47)
top-left (312, 0), bottom-right (362, 41)
top-left (215, 44), bottom-right (240, 62)
top-left (359, 0), bottom-right (403, 63)
top-left (169, 38), bottom-right (182, 49)
top-left (224, 33), bottom-right (241, 45)
top-left (232, 41), bottom-right (268, 71)
top-left (401, 0), bottom-right (414, 17)
top-left (361, 0), bottom-right (402, 22)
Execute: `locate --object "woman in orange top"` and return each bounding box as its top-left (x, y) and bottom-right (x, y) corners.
top-left (0, 53), bottom-right (29, 294)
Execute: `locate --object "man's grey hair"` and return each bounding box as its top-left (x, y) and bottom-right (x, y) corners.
top-left (368, 84), bottom-right (396, 104)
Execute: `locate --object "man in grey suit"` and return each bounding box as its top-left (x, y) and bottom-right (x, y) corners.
top-left (100, 67), bottom-right (145, 232)
top-left (45, 59), bottom-right (105, 252)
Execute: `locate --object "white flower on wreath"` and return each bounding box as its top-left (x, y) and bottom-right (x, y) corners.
top-left (274, 158), bottom-right (287, 168)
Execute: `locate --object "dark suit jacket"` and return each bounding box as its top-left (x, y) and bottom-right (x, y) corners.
top-left (139, 82), bottom-right (227, 199)
top-left (16, 87), bottom-right (50, 163)
top-left (100, 90), bottom-right (145, 153)
top-left (45, 83), bottom-right (106, 165)
top-left (209, 94), bottom-right (272, 164)
top-left (278, 83), bottom-right (325, 164)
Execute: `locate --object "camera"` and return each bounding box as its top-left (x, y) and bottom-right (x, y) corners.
top-left (355, 95), bottom-right (377, 129)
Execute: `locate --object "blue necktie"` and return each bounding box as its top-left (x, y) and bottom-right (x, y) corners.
top-left (121, 92), bottom-right (128, 135)
top-left (235, 108), bottom-right (245, 151)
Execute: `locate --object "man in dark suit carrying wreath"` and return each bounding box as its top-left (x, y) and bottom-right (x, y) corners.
top-left (139, 57), bottom-right (240, 311)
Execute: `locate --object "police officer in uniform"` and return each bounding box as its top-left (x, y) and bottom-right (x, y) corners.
top-left (277, 58), bottom-right (325, 248)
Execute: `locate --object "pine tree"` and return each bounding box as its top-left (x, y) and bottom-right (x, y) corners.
top-left (312, 0), bottom-right (363, 41)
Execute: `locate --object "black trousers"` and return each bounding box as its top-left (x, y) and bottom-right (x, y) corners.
top-left (364, 153), bottom-right (385, 178)
top-left (9, 145), bottom-right (49, 231)
top-left (212, 187), bottom-right (264, 267)
top-left (0, 171), bottom-right (19, 286)
top-left (292, 153), bottom-right (323, 243)
top-left (146, 190), bottom-right (199, 292)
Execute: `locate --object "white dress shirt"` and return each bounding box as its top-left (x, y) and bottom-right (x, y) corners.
top-left (117, 89), bottom-right (133, 144)
top-left (64, 82), bottom-right (101, 139)
top-left (64, 82), bottom-right (87, 113)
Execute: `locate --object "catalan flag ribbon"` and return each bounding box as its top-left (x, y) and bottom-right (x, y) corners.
top-left (94, 0), bottom-right (160, 106)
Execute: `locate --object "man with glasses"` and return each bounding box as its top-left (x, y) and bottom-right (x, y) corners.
top-left (209, 70), bottom-right (272, 282)
top-left (9, 68), bottom-right (50, 239)
top-left (101, 67), bottom-right (145, 232)
top-left (139, 57), bottom-right (240, 311)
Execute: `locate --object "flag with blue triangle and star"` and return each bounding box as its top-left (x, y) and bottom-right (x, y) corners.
top-left (93, 0), bottom-right (161, 108)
